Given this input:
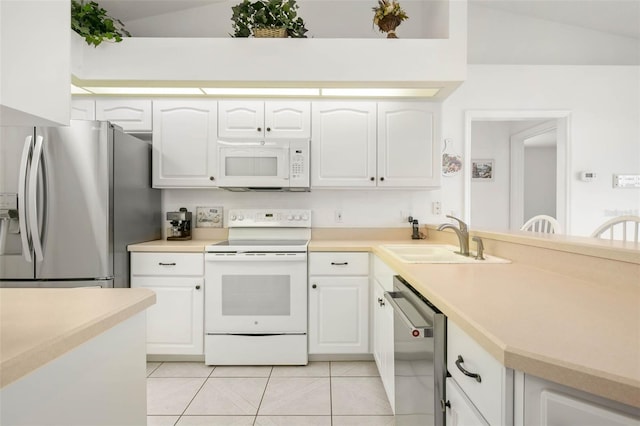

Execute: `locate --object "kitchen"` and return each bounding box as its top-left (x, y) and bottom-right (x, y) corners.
top-left (1, 0), bottom-right (639, 425)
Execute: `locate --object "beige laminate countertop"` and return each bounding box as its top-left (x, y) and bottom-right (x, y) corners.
top-left (129, 238), bottom-right (639, 407)
top-left (0, 288), bottom-right (156, 388)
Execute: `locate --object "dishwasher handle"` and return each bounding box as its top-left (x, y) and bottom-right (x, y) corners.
top-left (384, 291), bottom-right (434, 338)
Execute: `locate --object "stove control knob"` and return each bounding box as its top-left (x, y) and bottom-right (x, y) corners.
top-left (294, 215), bottom-right (301, 221)
top-left (238, 215), bottom-right (244, 221)
top-left (231, 215), bottom-right (237, 220)
top-left (302, 215), bottom-right (309, 221)
top-left (287, 215), bottom-right (294, 221)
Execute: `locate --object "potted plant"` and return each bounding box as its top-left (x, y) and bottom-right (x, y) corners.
top-left (372, 0), bottom-right (408, 38)
top-left (71, 0), bottom-right (131, 47)
top-left (231, 0), bottom-right (308, 38)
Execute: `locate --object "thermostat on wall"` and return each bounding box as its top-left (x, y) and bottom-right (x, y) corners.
top-left (580, 171), bottom-right (597, 182)
top-left (196, 206), bottom-right (223, 228)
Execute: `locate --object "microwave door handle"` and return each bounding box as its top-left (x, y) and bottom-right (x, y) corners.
top-left (28, 135), bottom-right (45, 262)
top-left (217, 140), bottom-right (263, 147)
top-left (18, 135), bottom-right (33, 263)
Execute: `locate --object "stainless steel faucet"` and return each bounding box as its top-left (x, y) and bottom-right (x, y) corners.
top-left (437, 215), bottom-right (470, 256)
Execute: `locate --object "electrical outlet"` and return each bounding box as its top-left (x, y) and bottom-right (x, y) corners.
top-left (432, 202), bottom-right (441, 215)
top-left (334, 210), bottom-right (343, 223)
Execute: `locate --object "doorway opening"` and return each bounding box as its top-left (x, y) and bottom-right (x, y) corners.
top-left (463, 111), bottom-right (571, 233)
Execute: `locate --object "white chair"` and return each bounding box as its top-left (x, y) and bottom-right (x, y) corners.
top-left (590, 216), bottom-right (640, 243)
top-left (520, 215), bottom-right (562, 234)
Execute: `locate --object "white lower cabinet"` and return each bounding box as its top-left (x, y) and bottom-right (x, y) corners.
top-left (447, 319), bottom-right (514, 426)
top-left (308, 252), bottom-right (369, 354)
top-left (523, 374), bottom-right (640, 426)
top-left (130, 252), bottom-right (204, 355)
top-left (372, 255), bottom-right (395, 412)
top-left (446, 377), bottom-right (490, 426)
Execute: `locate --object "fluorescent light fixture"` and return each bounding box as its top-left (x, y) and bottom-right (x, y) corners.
top-left (71, 84), bottom-right (92, 95)
top-left (321, 88), bottom-right (441, 97)
top-left (202, 88), bottom-right (320, 96)
top-left (85, 87), bottom-right (204, 95)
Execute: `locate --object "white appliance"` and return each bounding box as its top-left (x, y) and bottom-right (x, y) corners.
top-left (215, 139), bottom-right (310, 191)
top-left (204, 209), bottom-right (311, 365)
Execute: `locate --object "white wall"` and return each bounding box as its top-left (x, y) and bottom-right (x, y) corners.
top-left (163, 188), bottom-right (440, 229)
top-left (470, 121), bottom-right (510, 230)
top-left (468, 3), bottom-right (639, 65)
top-left (524, 146), bottom-right (557, 221)
top-left (442, 65), bottom-right (640, 237)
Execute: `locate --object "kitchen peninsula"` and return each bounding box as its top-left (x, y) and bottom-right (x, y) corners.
top-left (0, 288), bottom-right (156, 426)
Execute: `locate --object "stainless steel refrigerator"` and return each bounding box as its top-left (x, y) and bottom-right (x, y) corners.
top-left (0, 120), bottom-right (161, 288)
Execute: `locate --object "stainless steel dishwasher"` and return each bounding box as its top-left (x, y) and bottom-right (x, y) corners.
top-left (385, 275), bottom-right (446, 426)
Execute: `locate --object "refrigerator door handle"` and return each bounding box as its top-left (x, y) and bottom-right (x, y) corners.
top-left (18, 135), bottom-right (33, 263)
top-left (28, 135), bottom-right (45, 262)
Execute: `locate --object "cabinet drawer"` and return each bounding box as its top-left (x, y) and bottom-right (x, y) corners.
top-left (309, 252), bottom-right (369, 275)
top-left (131, 252), bottom-right (203, 276)
top-left (372, 255), bottom-right (395, 291)
top-left (447, 320), bottom-right (510, 426)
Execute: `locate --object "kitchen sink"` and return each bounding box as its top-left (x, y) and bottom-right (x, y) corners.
top-left (379, 244), bottom-right (511, 264)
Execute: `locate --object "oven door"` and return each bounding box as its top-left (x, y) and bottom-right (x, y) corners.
top-left (216, 141), bottom-right (290, 188)
top-left (205, 252), bottom-right (307, 333)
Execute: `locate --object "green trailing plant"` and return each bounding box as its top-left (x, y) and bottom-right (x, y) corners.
top-left (71, 0), bottom-right (131, 47)
top-left (231, 0), bottom-right (308, 38)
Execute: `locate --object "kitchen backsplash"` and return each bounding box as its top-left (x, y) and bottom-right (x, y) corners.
top-left (163, 188), bottom-right (444, 230)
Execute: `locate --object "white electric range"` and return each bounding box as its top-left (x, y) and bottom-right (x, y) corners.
top-left (204, 209), bottom-right (311, 365)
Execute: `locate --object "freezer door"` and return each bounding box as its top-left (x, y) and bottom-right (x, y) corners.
top-left (0, 279), bottom-right (113, 288)
top-left (35, 121), bottom-right (113, 280)
top-left (0, 127), bottom-right (36, 279)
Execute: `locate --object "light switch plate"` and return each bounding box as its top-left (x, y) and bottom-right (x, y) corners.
top-left (196, 206), bottom-right (223, 228)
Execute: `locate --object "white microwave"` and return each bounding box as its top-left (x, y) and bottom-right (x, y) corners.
top-left (216, 139), bottom-right (310, 191)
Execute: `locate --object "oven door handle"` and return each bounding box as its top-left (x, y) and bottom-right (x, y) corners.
top-left (206, 253), bottom-right (307, 262)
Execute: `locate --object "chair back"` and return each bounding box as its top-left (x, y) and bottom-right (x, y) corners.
top-left (590, 216), bottom-right (640, 243)
top-left (521, 215), bottom-right (561, 234)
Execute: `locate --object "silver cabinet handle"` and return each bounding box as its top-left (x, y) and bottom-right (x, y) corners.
top-left (455, 355), bottom-right (482, 382)
top-left (158, 262), bottom-right (176, 266)
top-left (331, 262), bottom-right (348, 266)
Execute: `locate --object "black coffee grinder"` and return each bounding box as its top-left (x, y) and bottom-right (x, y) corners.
top-left (166, 207), bottom-right (192, 240)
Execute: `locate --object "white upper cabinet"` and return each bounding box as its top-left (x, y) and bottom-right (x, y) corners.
top-left (311, 102), bottom-right (377, 187)
top-left (152, 100), bottom-right (218, 188)
top-left (71, 99), bottom-right (96, 121)
top-left (95, 99), bottom-right (152, 132)
top-left (377, 102), bottom-right (441, 187)
top-left (311, 101), bottom-right (441, 188)
top-left (218, 101), bottom-right (310, 139)
top-left (0, 0), bottom-right (70, 126)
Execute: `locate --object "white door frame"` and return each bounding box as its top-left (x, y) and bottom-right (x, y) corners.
top-left (510, 121), bottom-right (558, 230)
top-left (463, 110), bottom-right (571, 232)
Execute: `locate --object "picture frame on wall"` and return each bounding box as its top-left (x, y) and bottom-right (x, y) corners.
top-left (471, 159), bottom-right (494, 181)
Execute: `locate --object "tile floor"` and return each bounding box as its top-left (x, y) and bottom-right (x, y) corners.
top-left (147, 361), bottom-right (394, 426)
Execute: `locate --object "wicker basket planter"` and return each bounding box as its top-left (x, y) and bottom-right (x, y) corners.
top-left (377, 15), bottom-right (402, 38)
top-left (253, 27), bottom-right (288, 38)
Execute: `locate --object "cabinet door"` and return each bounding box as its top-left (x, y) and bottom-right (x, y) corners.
top-left (311, 102), bottom-right (377, 187)
top-left (218, 100), bottom-right (264, 139)
top-left (446, 378), bottom-right (490, 426)
top-left (95, 99), bottom-right (152, 132)
top-left (71, 99), bottom-right (95, 120)
top-left (373, 279), bottom-right (395, 412)
top-left (152, 100), bottom-right (218, 187)
top-left (377, 102), bottom-right (441, 187)
top-left (308, 276), bottom-right (369, 354)
top-left (131, 276), bottom-right (204, 355)
top-left (264, 101), bottom-right (310, 139)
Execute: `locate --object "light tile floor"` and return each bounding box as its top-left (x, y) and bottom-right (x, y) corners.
top-left (147, 361), bottom-right (394, 426)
